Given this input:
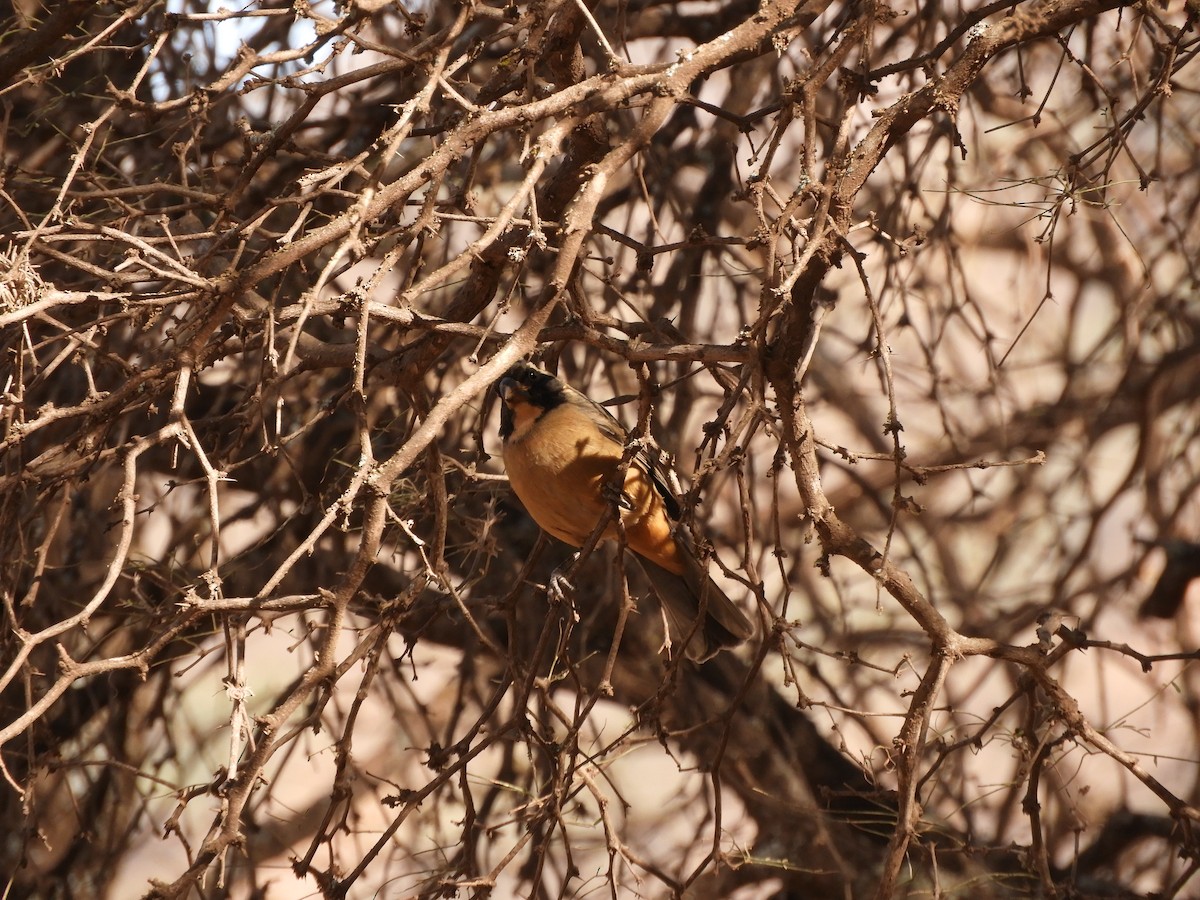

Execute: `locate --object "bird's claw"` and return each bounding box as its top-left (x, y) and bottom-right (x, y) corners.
top-left (548, 571), bottom-right (572, 602)
top-left (600, 481), bottom-right (630, 511)
top-left (549, 556), bottom-right (576, 607)
top-left (547, 556), bottom-right (580, 621)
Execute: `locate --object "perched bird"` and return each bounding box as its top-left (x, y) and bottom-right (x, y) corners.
top-left (1138, 539), bottom-right (1200, 619)
top-left (496, 362), bottom-right (753, 661)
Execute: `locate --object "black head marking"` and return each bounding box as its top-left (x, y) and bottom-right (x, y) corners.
top-left (497, 363), bottom-right (567, 439)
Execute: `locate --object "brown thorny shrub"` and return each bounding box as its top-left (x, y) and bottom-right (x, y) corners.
top-left (1, 2), bottom-right (1198, 898)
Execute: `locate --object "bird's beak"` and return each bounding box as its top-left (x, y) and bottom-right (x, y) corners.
top-left (497, 375), bottom-right (537, 441)
top-left (497, 377), bottom-right (524, 404)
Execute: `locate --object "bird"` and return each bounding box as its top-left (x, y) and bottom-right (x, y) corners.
top-left (496, 361), bottom-right (754, 662)
top-left (1138, 539), bottom-right (1200, 619)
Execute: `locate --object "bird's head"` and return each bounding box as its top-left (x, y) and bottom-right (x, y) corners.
top-left (497, 362), bottom-right (567, 441)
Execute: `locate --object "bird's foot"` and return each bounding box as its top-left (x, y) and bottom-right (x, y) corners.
top-left (548, 557), bottom-right (580, 622)
top-left (600, 480), bottom-right (631, 512)
top-left (548, 570), bottom-right (573, 603)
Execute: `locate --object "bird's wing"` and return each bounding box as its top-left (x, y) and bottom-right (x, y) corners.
top-left (567, 387), bottom-right (682, 521)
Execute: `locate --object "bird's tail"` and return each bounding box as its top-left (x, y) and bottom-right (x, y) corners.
top-left (636, 536), bottom-right (754, 662)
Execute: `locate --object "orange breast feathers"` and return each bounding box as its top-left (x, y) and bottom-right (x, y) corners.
top-left (501, 402), bottom-right (686, 575)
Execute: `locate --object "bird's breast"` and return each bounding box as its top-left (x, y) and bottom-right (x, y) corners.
top-left (502, 405), bottom-right (617, 545)
top-left (502, 405), bottom-right (681, 574)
